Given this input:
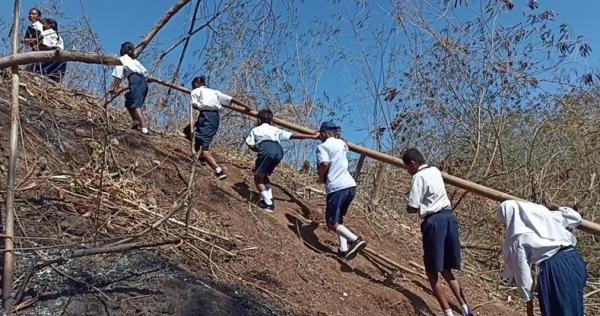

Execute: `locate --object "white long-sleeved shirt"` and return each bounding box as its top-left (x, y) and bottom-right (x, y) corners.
top-left (501, 206), bottom-right (582, 301)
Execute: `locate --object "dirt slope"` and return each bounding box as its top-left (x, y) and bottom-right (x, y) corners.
top-left (0, 75), bottom-right (520, 315)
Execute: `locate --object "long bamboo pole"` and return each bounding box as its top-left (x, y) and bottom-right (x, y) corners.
top-left (148, 77), bottom-right (600, 235)
top-left (3, 0), bottom-right (21, 309)
top-left (0, 53), bottom-right (598, 235)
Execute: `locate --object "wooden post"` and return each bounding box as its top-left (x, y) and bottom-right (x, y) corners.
top-left (4, 0), bottom-right (21, 309)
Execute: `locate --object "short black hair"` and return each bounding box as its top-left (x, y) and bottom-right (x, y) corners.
top-left (120, 41), bottom-right (135, 57)
top-left (192, 76), bottom-right (207, 88)
top-left (257, 109), bottom-right (273, 125)
top-left (401, 148), bottom-right (426, 165)
top-left (29, 8), bottom-right (42, 16)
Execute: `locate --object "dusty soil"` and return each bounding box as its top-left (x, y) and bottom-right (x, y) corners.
top-left (0, 75), bottom-right (522, 315)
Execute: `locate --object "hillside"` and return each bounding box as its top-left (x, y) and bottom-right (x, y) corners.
top-left (0, 74), bottom-right (520, 315)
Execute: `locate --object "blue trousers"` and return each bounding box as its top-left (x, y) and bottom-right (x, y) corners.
top-left (538, 248), bottom-right (587, 316)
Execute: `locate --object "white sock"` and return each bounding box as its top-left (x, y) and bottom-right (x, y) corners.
top-left (141, 127), bottom-right (149, 134)
top-left (339, 235), bottom-right (348, 252)
top-left (461, 304), bottom-right (470, 316)
top-left (215, 167), bottom-right (222, 173)
top-left (267, 187), bottom-right (273, 200)
top-left (443, 309), bottom-right (454, 316)
top-left (260, 191), bottom-right (272, 205)
top-left (335, 225), bottom-right (358, 242)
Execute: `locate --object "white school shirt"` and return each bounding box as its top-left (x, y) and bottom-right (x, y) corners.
top-left (190, 86), bottom-right (233, 111)
top-left (497, 201), bottom-right (581, 302)
top-left (407, 165), bottom-right (451, 218)
top-left (40, 29), bottom-right (64, 50)
top-left (316, 138), bottom-right (357, 194)
top-left (112, 55), bottom-right (148, 80)
top-left (245, 123), bottom-right (292, 147)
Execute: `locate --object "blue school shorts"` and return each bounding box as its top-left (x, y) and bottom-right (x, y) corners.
top-left (254, 140), bottom-right (283, 176)
top-left (194, 110), bottom-right (220, 151)
top-left (538, 247), bottom-right (587, 316)
top-left (325, 186), bottom-right (356, 226)
top-left (125, 73), bottom-right (148, 110)
top-left (420, 208), bottom-right (461, 273)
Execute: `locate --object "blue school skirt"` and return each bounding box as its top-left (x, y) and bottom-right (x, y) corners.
top-left (125, 73), bottom-right (148, 110)
top-left (194, 110), bottom-right (220, 151)
top-left (420, 208), bottom-right (461, 273)
top-left (538, 247), bottom-right (587, 316)
top-left (254, 140), bottom-right (283, 176)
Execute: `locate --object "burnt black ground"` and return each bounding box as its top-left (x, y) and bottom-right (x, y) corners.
top-left (12, 250), bottom-right (288, 316)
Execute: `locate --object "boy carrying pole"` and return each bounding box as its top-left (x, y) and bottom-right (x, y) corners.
top-left (317, 121), bottom-right (366, 260)
top-left (245, 109), bottom-right (318, 212)
top-left (402, 148), bottom-right (473, 316)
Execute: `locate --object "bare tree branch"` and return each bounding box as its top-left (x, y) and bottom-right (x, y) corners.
top-left (134, 0), bottom-right (193, 57)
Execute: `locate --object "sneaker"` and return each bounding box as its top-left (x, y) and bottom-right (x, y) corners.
top-left (344, 238), bottom-right (366, 260)
top-left (338, 249), bottom-right (348, 259)
top-left (131, 120), bottom-right (140, 130)
top-left (141, 127), bottom-right (149, 134)
top-left (257, 200), bottom-right (275, 213)
top-left (215, 169), bottom-right (227, 180)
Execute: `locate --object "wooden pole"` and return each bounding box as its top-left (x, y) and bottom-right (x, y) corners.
top-left (4, 0), bottom-right (21, 308)
top-left (0, 54), bottom-right (599, 235)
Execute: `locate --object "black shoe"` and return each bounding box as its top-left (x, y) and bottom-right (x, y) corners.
top-left (345, 238), bottom-right (366, 260)
top-left (338, 249), bottom-right (347, 259)
top-left (131, 121), bottom-right (140, 130)
top-left (215, 170), bottom-right (227, 180)
top-left (257, 200), bottom-right (275, 213)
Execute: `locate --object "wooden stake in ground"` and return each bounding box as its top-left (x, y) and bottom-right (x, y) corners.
top-left (4, 0), bottom-right (21, 309)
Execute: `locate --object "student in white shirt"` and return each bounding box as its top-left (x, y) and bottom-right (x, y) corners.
top-left (245, 109), bottom-right (318, 211)
top-left (38, 18), bottom-right (66, 82)
top-left (185, 76), bottom-right (252, 179)
top-left (316, 121), bottom-right (365, 260)
top-left (496, 200), bottom-right (586, 316)
top-left (403, 148), bottom-right (473, 316)
top-left (109, 42), bottom-right (150, 134)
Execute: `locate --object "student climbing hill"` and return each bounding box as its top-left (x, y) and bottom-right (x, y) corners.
top-left (184, 76), bottom-right (253, 180)
top-left (496, 200), bottom-right (587, 316)
top-left (109, 42), bottom-right (150, 135)
top-left (402, 148), bottom-right (473, 316)
top-left (245, 109), bottom-right (318, 212)
top-left (316, 121), bottom-right (366, 260)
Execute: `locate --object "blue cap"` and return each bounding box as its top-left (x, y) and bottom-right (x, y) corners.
top-left (319, 120), bottom-right (339, 132)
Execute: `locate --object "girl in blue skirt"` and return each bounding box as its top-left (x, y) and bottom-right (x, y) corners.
top-left (245, 109), bottom-right (318, 212)
top-left (109, 42), bottom-right (150, 134)
top-left (496, 200), bottom-right (587, 316)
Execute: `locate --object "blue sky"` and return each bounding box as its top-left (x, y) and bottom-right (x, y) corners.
top-left (1, 0), bottom-right (599, 148)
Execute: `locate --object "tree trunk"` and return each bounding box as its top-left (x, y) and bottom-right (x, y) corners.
top-left (4, 0), bottom-right (21, 309)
